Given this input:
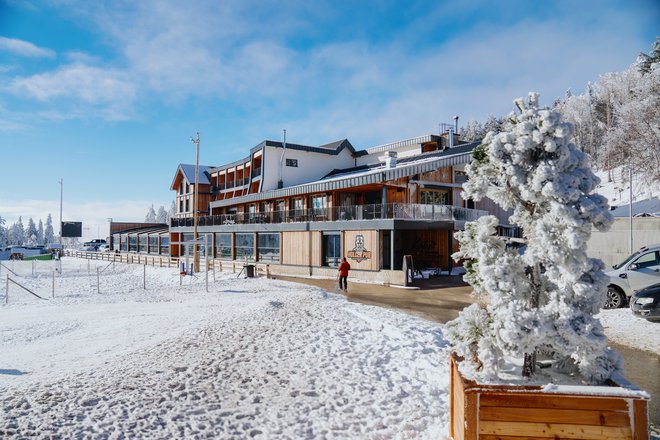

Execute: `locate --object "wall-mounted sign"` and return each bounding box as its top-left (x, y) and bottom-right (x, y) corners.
top-left (347, 234), bottom-right (371, 262)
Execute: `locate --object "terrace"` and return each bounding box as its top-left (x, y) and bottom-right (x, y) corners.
top-left (170, 203), bottom-right (487, 228)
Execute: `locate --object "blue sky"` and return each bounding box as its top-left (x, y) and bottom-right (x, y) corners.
top-left (0, 0), bottom-right (658, 235)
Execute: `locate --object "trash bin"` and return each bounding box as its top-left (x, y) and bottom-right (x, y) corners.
top-left (244, 264), bottom-right (255, 278)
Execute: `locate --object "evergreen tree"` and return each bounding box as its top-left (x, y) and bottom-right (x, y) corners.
top-left (156, 206), bottom-right (168, 223)
top-left (0, 215), bottom-right (7, 248)
top-left (25, 217), bottom-right (39, 246)
top-left (167, 201), bottom-right (176, 222)
top-left (37, 219), bottom-right (44, 245)
top-left (44, 214), bottom-right (55, 244)
top-left (9, 217), bottom-right (25, 245)
top-left (445, 93), bottom-right (621, 383)
top-left (638, 36), bottom-right (660, 74)
top-left (145, 204), bottom-right (157, 222)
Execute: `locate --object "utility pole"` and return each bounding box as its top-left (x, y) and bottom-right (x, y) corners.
top-left (191, 132), bottom-right (200, 273)
top-left (58, 178), bottom-right (63, 245)
top-left (629, 159), bottom-right (633, 254)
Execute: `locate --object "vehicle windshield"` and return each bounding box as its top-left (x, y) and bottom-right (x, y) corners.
top-left (612, 250), bottom-right (642, 270)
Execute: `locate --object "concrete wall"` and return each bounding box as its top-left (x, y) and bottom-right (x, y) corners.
top-left (587, 217), bottom-right (660, 266)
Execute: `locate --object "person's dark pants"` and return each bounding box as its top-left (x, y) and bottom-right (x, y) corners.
top-left (339, 276), bottom-right (348, 290)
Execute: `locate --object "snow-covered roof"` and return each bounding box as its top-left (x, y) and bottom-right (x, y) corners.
top-left (610, 197), bottom-right (660, 217)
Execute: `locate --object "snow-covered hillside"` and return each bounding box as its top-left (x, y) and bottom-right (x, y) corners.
top-left (595, 166), bottom-right (660, 211)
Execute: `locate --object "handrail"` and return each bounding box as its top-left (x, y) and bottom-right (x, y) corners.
top-left (171, 203), bottom-right (488, 227)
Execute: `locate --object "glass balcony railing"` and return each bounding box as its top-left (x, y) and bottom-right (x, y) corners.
top-left (171, 203), bottom-right (488, 227)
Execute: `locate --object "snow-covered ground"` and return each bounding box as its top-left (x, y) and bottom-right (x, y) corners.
top-left (0, 258), bottom-right (450, 438)
top-left (598, 308), bottom-right (660, 354)
top-left (1, 258), bottom-right (657, 438)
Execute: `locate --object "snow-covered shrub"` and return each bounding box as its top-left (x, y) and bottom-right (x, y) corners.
top-left (447, 93), bottom-right (621, 384)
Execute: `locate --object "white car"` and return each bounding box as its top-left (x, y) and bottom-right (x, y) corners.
top-left (604, 243), bottom-right (660, 309)
top-left (98, 244), bottom-right (111, 252)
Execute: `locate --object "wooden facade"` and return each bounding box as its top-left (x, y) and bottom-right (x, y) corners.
top-left (450, 354), bottom-right (650, 440)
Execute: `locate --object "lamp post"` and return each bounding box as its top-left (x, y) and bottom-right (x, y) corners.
top-left (191, 132), bottom-right (200, 273)
top-left (58, 178), bottom-right (63, 245)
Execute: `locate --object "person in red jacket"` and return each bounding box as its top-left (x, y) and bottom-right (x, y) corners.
top-left (338, 257), bottom-right (351, 291)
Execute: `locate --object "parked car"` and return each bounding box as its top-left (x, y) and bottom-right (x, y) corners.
top-left (630, 283), bottom-right (660, 322)
top-left (604, 243), bottom-right (660, 309)
top-left (82, 239), bottom-right (107, 251)
top-left (98, 244), bottom-right (111, 252)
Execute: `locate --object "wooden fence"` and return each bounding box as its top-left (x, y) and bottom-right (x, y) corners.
top-left (64, 251), bottom-right (271, 278)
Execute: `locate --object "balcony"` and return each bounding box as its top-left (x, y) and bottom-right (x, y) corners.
top-left (171, 203), bottom-right (488, 228)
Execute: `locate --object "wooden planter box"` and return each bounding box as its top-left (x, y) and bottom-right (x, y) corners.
top-left (450, 353), bottom-right (649, 439)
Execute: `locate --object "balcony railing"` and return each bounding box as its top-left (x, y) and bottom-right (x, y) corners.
top-left (251, 167), bottom-right (261, 179)
top-left (171, 203), bottom-right (488, 227)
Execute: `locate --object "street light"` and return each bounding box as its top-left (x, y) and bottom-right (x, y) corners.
top-left (191, 132), bottom-right (200, 273)
top-left (58, 178), bottom-right (63, 245)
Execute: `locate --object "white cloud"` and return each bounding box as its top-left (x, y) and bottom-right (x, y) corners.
top-left (0, 36), bottom-right (56, 58)
top-left (7, 62), bottom-right (137, 120)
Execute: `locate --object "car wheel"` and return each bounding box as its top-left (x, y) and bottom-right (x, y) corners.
top-left (604, 286), bottom-right (625, 309)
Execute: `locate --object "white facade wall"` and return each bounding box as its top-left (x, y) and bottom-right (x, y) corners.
top-left (260, 146), bottom-right (356, 191)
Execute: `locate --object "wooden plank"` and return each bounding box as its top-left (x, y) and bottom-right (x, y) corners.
top-left (480, 393), bottom-right (629, 412)
top-left (480, 420), bottom-right (632, 439)
top-left (480, 406), bottom-right (630, 427)
top-left (632, 399), bottom-right (649, 440)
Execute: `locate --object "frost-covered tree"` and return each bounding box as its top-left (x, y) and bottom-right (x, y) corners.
top-left (167, 201), bottom-right (176, 222)
top-left (145, 205), bottom-right (157, 222)
top-left (25, 217), bottom-right (39, 246)
top-left (460, 120), bottom-right (487, 142)
top-left (0, 215), bottom-right (7, 248)
top-left (44, 214), bottom-right (55, 244)
top-left (638, 36), bottom-right (660, 74)
top-left (445, 93), bottom-right (621, 384)
top-left (156, 205), bottom-right (168, 223)
top-left (37, 219), bottom-right (44, 245)
top-left (9, 217), bottom-right (25, 245)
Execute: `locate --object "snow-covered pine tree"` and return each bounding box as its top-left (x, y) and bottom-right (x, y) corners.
top-left (9, 217), bottom-right (25, 245)
top-left (25, 217), bottom-right (39, 246)
top-left (167, 201), bottom-right (176, 222)
top-left (37, 219), bottom-right (44, 245)
top-left (44, 214), bottom-right (55, 244)
top-left (156, 206), bottom-right (168, 223)
top-left (0, 215), bottom-right (7, 248)
top-left (445, 93), bottom-right (621, 384)
top-left (145, 205), bottom-right (157, 222)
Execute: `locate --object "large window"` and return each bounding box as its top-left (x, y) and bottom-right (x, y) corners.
top-left (129, 236), bottom-right (138, 252)
top-left (139, 235), bottom-right (148, 253)
top-left (181, 233), bottom-right (194, 256)
top-left (322, 234), bottom-right (341, 267)
top-left (215, 233), bottom-right (232, 259)
top-left (148, 236), bottom-right (158, 254)
top-left (420, 190), bottom-right (449, 205)
top-left (311, 194), bottom-right (327, 218)
top-left (258, 233), bottom-right (280, 262)
top-left (159, 236), bottom-right (170, 255)
top-left (120, 236), bottom-right (128, 252)
top-left (235, 233), bottom-right (255, 260)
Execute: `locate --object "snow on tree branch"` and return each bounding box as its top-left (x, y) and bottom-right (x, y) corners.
top-left (446, 93), bottom-right (621, 384)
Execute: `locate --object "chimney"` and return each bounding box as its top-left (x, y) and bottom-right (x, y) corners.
top-left (385, 151), bottom-right (397, 168)
top-left (448, 128), bottom-right (454, 149)
top-left (453, 115), bottom-right (459, 134)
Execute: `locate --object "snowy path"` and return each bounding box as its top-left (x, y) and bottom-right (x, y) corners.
top-left (0, 260), bottom-right (450, 438)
